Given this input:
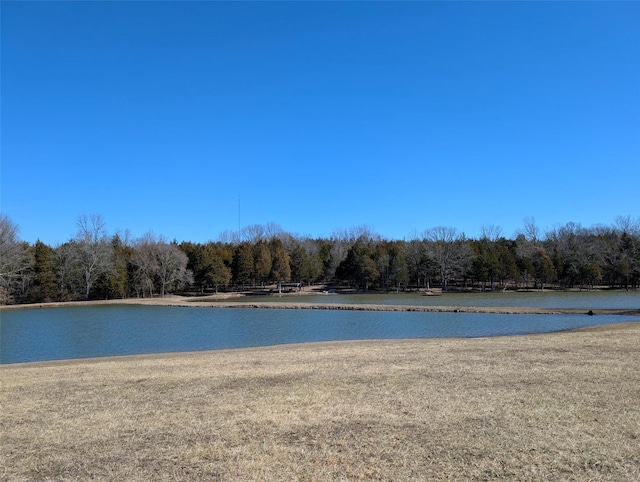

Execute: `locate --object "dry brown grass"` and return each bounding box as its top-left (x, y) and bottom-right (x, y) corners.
top-left (2, 323), bottom-right (639, 481)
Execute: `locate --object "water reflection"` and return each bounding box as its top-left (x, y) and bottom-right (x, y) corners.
top-left (1, 304), bottom-right (637, 364)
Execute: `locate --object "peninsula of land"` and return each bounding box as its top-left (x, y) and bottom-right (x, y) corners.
top-left (3, 291), bottom-right (639, 318)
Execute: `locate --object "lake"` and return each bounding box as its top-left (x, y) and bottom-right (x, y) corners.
top-left (2, 291), bottom-right (638, 364)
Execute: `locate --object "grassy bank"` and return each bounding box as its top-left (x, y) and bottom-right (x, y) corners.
top-left (2, 323), bottom-right (639, 481)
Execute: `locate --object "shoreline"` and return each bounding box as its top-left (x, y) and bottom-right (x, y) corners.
top-left (1, 294), bottom-right (639, 317)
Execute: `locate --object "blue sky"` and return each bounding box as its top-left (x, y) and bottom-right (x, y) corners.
top-left (2, 1), bottom-right (639, 245)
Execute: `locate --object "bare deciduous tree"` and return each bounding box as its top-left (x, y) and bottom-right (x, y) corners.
top-left (0, 215), bottom-right (32, 303)
top-left (614, 215), bottom-right (640, 236)
top-left (73, 214), bottom-right (113, 299)
top-left (155, 241), bottom-right (192, 297)
top-left (424, 226), bottom-right (472, 290)
top-left (481, 224), bottom-right (503, 242)
top-left (0, 216), bottom-right (27, 274)
top-left (522, 216), bottom-right (540, 244)
top-left (131, 233), bottom-right (192, 297)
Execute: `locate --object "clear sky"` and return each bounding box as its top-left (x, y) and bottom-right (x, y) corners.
top-left (2, 1), bottom-right (639, 245)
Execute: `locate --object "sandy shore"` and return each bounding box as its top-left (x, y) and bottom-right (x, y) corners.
top-left (2, 323), bottom-right (639, 481)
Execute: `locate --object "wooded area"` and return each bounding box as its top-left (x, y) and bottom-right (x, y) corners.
top-left (1, 214), bottom-right (638, 304)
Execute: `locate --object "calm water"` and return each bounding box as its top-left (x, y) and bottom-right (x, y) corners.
top-left (1, 291), bottom-right (638, 364)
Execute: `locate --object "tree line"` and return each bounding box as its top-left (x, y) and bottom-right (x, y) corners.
top-left (1, 214), bottom-right (638, 304)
